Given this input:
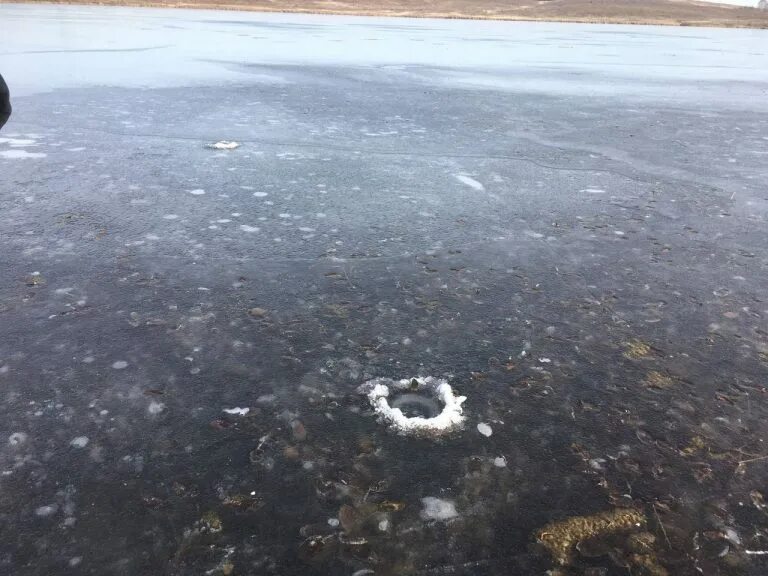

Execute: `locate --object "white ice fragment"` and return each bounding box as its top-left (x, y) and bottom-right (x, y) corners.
top-left (454, 173), bottom-right (485, 191)
top-left (420, 497), bottom-right (459, 521)
top-left (359, 376), bottom-right (466, 438)
top-left (477, 422), bottom-right (493, 437)
top-left (223, 407), bottom-right (250, 416)
top-left (253, 192), bottom-right (269, 197)
top-left (0, 150), bottom-right (46, 159)
top-left (207, 141), bottom-right (240, 150)
top-left (493, 456), bottom-right (507, 467)
top-left (188, 189), bottom-right (205, 195)
top-left (70, 436), bottom-right (89, 448)
top-left (724, 527), bottom-right (741, 546)
top-left (378, 519), bottom-right (390, 531)
top-left (538, 358), bottom-right (551, 363)
top-left (35, 504), bottom-right (58, 517)
top-left (0, 137), bottom-right (36, 146)
top-left (148, 401), bottom-right (165, 415)
top-left (240, 225), bottom-right (260, 233)
top-left (581, 188), bottom-right (606, 194)
top-left (327, 518), bottom-right (340, 527)
top-left (112, 360), bottom-right (128, 370)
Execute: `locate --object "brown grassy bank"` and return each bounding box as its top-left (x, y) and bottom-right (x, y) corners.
top-left (5, 0), bottom-right (768, 28)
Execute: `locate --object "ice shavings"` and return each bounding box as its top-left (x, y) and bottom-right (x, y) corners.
top-left (359, 376), bottom-right (466, 438)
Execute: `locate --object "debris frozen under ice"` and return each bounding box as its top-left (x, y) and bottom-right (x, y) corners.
top-left (359, 376), bottom-right (466, 438)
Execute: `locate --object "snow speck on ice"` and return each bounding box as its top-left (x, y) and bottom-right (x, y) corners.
top-left (420, 497), bottom-right (459, 521)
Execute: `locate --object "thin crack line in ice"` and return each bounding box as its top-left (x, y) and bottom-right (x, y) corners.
top-left (14, 118), bottom-right (729, 193)
top-left (513, 131), bottom-right (729, 195)
top-left (41, 125), bottom-right (654, 185)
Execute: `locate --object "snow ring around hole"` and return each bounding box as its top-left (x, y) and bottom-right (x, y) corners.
top-left (358, 376), bottom-right (466, 438)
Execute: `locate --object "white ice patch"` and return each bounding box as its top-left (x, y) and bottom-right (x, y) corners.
top-left (253, 192), bottom-right (269, 198)
top-left (359, 376), bottom-right (466, 438)
top-left (223, 407), bottom-right (250, 416)
top-left (581, 188), bottom-right (606, 194)
top-left (70, 436), bottom-right (89, 448)
top-left (148, 401), bottom-right (165, 415)
top-left (162, 214), bottom-right (179, 220)
top-left (240, 225), bottom-right (260, 233)
top-left (493, 456), bottom-right (507, 468)
top-left (477, 422), bottom-right (493, 437)
top-left (420, 497), bottom-right (459, 521)
top-left (8, 432), bottom-right (28, 446)
top-left (0, 138), bottom-right (37, 147)
top-left (207, 141), bottom-right (240, 150)
top-left (112, 360), bottom-right (128, 370)
top-left (35, 504), bottom-right (58, 517)
top-left (454, 174), bottom-right (485, 191)
top-left (188, 189), bottom-right (206, 195)
top-left (0, 150), bottom-right (47, 159)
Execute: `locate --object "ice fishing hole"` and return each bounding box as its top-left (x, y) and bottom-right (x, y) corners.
top-left (390, 393), bottom-right (441, 418)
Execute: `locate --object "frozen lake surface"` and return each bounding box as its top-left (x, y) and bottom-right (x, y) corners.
top-left (1, 4), bottom-right (768, 575)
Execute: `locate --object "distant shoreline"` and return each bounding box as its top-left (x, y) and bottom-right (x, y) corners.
top-left (5, 0), bottom-right (768, 28)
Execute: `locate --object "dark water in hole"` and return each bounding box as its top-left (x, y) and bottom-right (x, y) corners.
top-left (390, 393), bottom-right (442, 418)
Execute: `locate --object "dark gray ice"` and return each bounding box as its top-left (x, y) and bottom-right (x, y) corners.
top-left (1, 4), bottom-right (768, 576)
